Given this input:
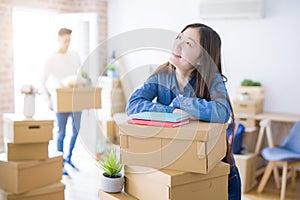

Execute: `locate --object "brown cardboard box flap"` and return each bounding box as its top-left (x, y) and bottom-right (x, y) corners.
top-left (1, 182), bottom-right (65, 199)
top-left (98, 190), bottom-right (138, 200)
top-left (0, 152), bottom-right (62, 169)
top-left (3, 113), bottom-right (54, 125)
top-left (56, 87), bottom-right (100, 93)
top-left (119, 120), bottom-right (227, 142)
top-left (125, 162), bottom-right (229, 187)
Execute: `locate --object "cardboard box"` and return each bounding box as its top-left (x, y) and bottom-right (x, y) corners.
top-left (233, 100), bottom-right (263, 115)
top-left (6, 142), bottom-right (48, 161)
top-left (237, 86), bottom-right (264, 101)
top-left (53, 87), bottom-right (101, 112)
top-left (98, 190), bottom-right (137, 200)
top-left (99, 119), bottom-right (119, 144)
top-left (101, 88), bottom-right (126, 105)
top-left (98, 76), bottom-right (121, 89)
top-left (0, 182), bottom-right (65, 200)
top-left (125, 162), bottom-right (229, 200)
top-left (236, 114), bottom-right (258, 128)
top-left (233, 154), bottom-right (257, 193)
top-left (0, 153), bottom-right (62, 194)
top-left (0, 135), bottom-right (4, 153)
top-left (119, 120), bottom-right (227, 174)
top-left (3, 114), bottom-right (53, 144)
top-left (241, 128), bottom-right (259, 153)
top-left (102, 103), bottom-right (126, 118)
top-left (98, 76), bottom-right (126, 118)
top-left (101, 88), bottom-right (126, 117)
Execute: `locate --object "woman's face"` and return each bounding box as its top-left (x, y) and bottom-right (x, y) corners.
top-left (169, 27), bottom-right (201, 71)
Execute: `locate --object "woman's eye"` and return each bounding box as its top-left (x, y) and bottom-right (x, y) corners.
top-left (186, 41), bottom-right (192, 47)
top-left (176, 35), bottom-right (182, 40)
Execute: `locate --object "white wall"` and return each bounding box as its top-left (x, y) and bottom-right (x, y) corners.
top-left (108, 0), bottom-right (300, 114)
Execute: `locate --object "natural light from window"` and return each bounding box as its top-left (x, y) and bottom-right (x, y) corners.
top-left (13, 8), bottom-right (98, 117)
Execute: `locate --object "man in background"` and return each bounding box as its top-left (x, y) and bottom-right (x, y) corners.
top-left (41, 28), bottom-right (82, 176)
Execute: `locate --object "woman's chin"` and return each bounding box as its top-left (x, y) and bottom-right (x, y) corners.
top-left (169, 57), bottom-right (179, 66)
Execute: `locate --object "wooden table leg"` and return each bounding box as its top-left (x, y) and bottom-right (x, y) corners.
top-left (258, 161), bottom-right (274, 192)
top-left (265, 121), bottom-right (274, 147)
top-left (255, 119), bottom-right (269, 154)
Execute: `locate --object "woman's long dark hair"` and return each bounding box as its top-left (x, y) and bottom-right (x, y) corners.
top-left (154, 23), bottom-right (235, 163)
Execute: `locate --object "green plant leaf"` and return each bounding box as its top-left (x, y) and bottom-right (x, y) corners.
top-left (108, 65), bottom-right (116, 71)
top-left (241, 79), bottom-right (262, 86)
top-left (98, 150), bottom-right (123, 177)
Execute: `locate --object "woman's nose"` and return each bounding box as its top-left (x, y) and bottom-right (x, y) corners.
top-left (174, 41), bottom-right (183, 50)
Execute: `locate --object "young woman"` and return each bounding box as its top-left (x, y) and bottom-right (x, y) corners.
top-left (126, 23), bottom-right (241, 199)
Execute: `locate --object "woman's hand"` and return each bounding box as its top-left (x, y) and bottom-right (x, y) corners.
top-left (172, 108), bottom-right (187, 114)
top-left (172, 108), bottom-right (198, 120)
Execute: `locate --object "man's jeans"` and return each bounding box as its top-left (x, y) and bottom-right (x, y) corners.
top-left (56, 112), bottom-right (81, 161)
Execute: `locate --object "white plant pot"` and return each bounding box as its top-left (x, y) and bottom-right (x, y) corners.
top-left (101, 173), bottom-right (124, 193)
top-left (23, 94), bottom-right (35, 118)
top-left (107, 70), bottom-right (117, 78)
top-left (239, 93), bottom-right (249, 101)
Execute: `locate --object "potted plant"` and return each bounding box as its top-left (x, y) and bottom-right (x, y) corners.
top-left (98, 150), bottom-right (124, 193)
top-left (241, 79), bottom-right (261, 87)
top-left (81, 71), bottom-right (92, 86)
top-left (238, 79), bottom-right (264, 101)
top-left (107, 65), bottom-right (117, 78)
top-left (239, 92), bottom-right (249, 101)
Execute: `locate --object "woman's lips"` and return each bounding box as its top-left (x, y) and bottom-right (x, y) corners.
top-left (172, 53), bottom-right (181, 59)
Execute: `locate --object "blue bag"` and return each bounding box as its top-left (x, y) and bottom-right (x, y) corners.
top-left (226, 123), bottom-right (245, 154)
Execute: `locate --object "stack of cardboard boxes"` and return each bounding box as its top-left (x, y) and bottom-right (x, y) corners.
top-left (99, 116), bottom-right (231, 200)
top-left (234, 86), bottom-right (264, 129)
top-left (0, 113), bottom-right (64, 200)
top-left (98, 76), bottom-right (126, 144)
top-left (233, 86), bottom-right (265, 193)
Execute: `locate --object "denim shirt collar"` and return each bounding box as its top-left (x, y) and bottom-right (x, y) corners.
top-left (170, 68), bottom-right (196, 96)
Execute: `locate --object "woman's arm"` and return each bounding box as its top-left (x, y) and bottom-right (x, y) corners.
top-left (126, 75), bottom-right (175, 115)
top-left (171, 74), bottom-right (231, 123)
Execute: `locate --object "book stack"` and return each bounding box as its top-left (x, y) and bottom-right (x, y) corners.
top-left (128, 112), bottom-right (190, 128)
top-left (100, 112), bottom-right (230, 200)
top-left (0, 113), bottom-right (64, 200)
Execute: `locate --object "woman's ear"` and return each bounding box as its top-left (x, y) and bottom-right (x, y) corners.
top-left (196, 54), bottom-right (201, 66)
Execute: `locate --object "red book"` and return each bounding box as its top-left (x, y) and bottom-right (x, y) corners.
top-left (127, 119), bottom-right (190, 128)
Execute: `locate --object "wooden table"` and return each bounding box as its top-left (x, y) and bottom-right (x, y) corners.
top-left (254, 112), bottom-right (300, 153)
top-left (254, 112), bottom-right (300, 188)
top-left (255, 112), bottom-right (300, 123)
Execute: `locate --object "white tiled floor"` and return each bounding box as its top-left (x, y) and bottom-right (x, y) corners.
top-left (60, 138), bottom-right (118, 200)
top-left (61, 140), bottom-right (102, 200)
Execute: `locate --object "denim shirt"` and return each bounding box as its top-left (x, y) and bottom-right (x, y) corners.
top-left (126, 68), bottom-right (231, 123)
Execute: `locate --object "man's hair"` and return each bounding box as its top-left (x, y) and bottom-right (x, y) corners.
top-left (58, 28), bottom-right (72, 36)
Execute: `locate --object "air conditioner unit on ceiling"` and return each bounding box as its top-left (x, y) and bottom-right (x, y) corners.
top-left (199, 0), bottom-right (264, 19)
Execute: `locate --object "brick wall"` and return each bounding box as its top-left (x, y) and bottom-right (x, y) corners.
top-left (0, 0), bottom-right (107, 152)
